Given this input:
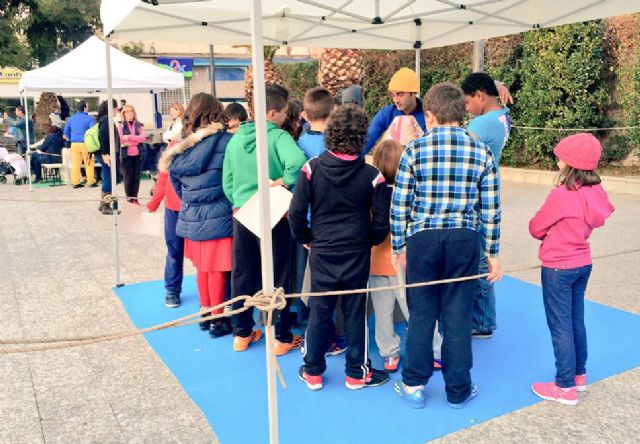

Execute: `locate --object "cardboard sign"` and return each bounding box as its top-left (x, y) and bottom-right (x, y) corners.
top-left (119, 201), bottom-right (163, 236)
top-left (234, 186), bottom-right (292, 238)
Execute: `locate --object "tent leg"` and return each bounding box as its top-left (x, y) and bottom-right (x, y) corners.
top-left (250, 1), bottom-right (279, 443)
top-left (23, 90), bottom-right (33, 192)
top-left (473, 40), bottom-right (485, 72)
top-left (415, 48), bottom-right (421, 95)
top-left (105, 35), bottom-right (123, 287)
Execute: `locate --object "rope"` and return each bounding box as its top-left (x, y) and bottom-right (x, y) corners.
top-left (2, 247), bottom-right (638, 353)
top-left (0, 195), bottom-right (149, 204)
top-left (512, 125), bottom-right (640, 132)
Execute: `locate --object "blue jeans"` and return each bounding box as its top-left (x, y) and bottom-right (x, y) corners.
top-left (96, 154), bottom-right (120, 193)
top-left (541, 265), bottom-right (591, 388)
top-left (164, 209), bottom-right (184, 295)
top-left (402, 228), bottom-right (480, 404)
top-left (16, 141), bottom-right (27, 155)
top-left (472, 250), bottom-right (496, 332)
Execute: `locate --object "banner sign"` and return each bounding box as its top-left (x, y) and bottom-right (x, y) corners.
top-left (156, 58), bottom-right (193, 78)
top-left (0, 67), bottom-right (24, 83)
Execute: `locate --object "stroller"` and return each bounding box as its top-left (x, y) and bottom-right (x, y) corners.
top-left (0, 147), bottom-right (29, 185)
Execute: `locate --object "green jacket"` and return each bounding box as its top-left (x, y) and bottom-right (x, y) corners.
top-left (223, 121), bottom-right (307, 209)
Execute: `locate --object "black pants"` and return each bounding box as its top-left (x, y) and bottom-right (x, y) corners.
top-left (231, 218), bottom-right (293, 342)
top-left (401, 228), bottom-right (480, 404)
top-left (304, 249), bottom-right (371, 379)
top-left (121, 155), bottom-right (141, 198)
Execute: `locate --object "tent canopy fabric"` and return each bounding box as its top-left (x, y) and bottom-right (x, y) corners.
top-left (103, 0), bottom-right (640, 50)
top-left (19, 36), bottom-right (184, 93)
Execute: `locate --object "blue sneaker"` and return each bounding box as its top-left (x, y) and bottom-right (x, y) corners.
top-left (393, 380), bottom-right (426, 409)
top-left (448, 384), bottom-right (478, 409)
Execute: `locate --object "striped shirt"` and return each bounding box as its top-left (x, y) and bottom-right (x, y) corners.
top-left (390, 126), bottom-right (501, 256)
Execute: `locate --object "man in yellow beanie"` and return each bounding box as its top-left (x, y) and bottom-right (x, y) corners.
top-left (364, 67), bottom-right (423, 155)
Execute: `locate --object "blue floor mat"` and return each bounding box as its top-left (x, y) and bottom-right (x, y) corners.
top-left (115, 276), bottom-right (640, 444)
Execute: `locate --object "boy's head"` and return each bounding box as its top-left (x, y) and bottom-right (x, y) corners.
top-left (423, 82), bottom-right (465, 129)
top-left (461, 72), bottom-right (499, 117)
top-left (303, 87), bottom-right (334, 123)
top-left (265, 84), bottom-right (289, 128)
top-left (224, 102), bottom-right (248, 133)
top-left (15, 106), bottom-right (24, 117)
top-left (324, 104), bottom-right (369, 156)
top-left (388, 68), bottom-right (419, 114)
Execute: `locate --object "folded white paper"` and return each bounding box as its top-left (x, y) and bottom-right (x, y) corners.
top-left (234, 186), bottom-right (293, 238)
top-left (120, 202), bottom-right (163, 237)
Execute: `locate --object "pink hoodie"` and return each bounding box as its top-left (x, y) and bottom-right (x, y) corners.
top-left (529, 184), bottom-right (614, 269)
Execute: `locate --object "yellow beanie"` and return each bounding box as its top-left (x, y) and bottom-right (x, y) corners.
top-left (388, 67), bottom-right (419, 93)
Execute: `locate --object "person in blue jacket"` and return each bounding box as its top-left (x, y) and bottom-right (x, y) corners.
top-left (3, 106), bottom-right (35, 155)
top-left (31, 125), bottom-right (65, 183)
top-left (363, 68), bottom-right (425, 155)
top-left (159, 92), bottom-right (234, 337)
top-left (63, 101), bottom-right (96, 188)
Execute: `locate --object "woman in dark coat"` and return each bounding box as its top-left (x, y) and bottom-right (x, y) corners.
top-left (31, 126), bottom-right (65, 183)
top-left (159, 93), bottom-right (233, 337)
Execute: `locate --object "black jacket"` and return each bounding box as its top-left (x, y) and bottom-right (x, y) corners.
top-left (288, 151), bottom-right (390, 253)
top-left (98, 114), bottom-right (121, 156)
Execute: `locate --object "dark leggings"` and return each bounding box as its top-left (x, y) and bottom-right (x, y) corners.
top-left (121, 155), bottom-right (141, 198)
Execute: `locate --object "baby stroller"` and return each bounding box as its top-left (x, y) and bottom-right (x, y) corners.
top-left (0, 147), bottom-right (29, 185)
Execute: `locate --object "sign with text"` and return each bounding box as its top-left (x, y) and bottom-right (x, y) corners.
top-left (156, 58), bottom-right (193, 78)
top-left (0, 67), bottom-right (24, 83)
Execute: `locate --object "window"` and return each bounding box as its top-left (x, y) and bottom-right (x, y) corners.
top-left (160, 78), bottom-right (191, 114)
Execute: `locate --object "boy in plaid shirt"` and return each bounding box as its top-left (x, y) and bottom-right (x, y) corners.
top-left (391, 82), bottom-right (503, 409)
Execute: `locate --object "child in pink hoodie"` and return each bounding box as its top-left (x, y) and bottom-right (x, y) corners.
top-left (528, 133), bottom-right (614, 406)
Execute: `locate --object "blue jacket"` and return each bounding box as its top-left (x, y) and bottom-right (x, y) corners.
top-left (364, 99), bottom-right (426, 154)
top-left (64, 111), bottom-right (95, 143)
top-left (40, 132), bottom-right (65, 163)
top-left (169, 126), bottom-right (233, 242)
top-left (4, 116), bottom-right (35, 143)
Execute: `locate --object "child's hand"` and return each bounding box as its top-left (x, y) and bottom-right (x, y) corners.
top-left (486, 257), bottom-right (504, 283)
top-left (392, 253), bottom-right (406, 270)
top-left (303, 244), bottom-right (311, 250)
top-left (270, 178), bottom-right (284, 187)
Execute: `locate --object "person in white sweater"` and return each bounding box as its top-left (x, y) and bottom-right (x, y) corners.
top-left (162, 103), bottom-right (185, 144)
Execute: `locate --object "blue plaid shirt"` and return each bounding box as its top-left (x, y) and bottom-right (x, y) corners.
top-left (390, 126), bottom-right (501, 256)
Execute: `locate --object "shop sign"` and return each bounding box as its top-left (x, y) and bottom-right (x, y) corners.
top-left (156, 58), bottom-right (193, 78)
top-left (0, 67), bottom-right (24, 83)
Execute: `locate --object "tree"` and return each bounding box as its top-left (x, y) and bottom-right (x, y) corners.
top-left (0, 1), bottom-right (33, 68)
top-left (26, 0), bottom-right (101, 67)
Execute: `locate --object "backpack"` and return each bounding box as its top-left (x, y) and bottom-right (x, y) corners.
top-left (85, 124), bottom-right (100, 153)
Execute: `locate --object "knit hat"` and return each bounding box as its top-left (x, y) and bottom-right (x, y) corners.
top-left (553, 133), bottom-right (602, 171)
top-left (388, 68), bottom-right (419, 93)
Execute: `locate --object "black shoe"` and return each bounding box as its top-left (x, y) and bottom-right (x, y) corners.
top-left (165, 293), bottom-right (181, 308)
top-left (199, 315), bottom-right (211, 331)
top-left (33, 179), bottom-right (42, 184)
top-left (88, 183), bottom-right (98, 188)
top-left (472, 329), bottom-right (493, 339)
top-left (72, 184), bottom-right (84, 189)
top-left (345, 368), bottom-right (390, 390)
top-left (209, 318), bottom-right (233, 338)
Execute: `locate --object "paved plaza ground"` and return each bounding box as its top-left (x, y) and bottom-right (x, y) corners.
top-left (1, 179), bottom-right (638, 443)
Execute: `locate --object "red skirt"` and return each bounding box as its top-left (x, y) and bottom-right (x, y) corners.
top-left (185, 237), bottom-right (232, 272)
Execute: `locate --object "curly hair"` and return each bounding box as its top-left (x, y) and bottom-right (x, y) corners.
top-left (324, 105), bottom-right (369, 155)
top-left (181, 93), bottom-right (226, 139)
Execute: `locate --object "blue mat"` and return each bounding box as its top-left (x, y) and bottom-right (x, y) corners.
top-left (115, 276), bottom-right (640, 444)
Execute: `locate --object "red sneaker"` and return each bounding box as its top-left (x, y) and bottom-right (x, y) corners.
top-left (575, 374), bottom-right (587, 392)
top-left (345, 369), bottom-right (389, 390)
top-left (298, 366), bottom-right (323, 391)
top-left (531, 381), bottom-right (578, 406)
top-left (434, 359), bottom-right (442, 370)
top-left (384, 355), bottom-right (400, 372)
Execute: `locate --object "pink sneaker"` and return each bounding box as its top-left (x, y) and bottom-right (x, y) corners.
top-left (575, 374), bottom-right (587, 392)
top-left (384, 355), bottom-right (400, 372)
top-left (531, 381), bottom-right (578, 406)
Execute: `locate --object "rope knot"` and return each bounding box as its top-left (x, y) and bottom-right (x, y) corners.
top-left (245, 288), bottom-right (287, 313)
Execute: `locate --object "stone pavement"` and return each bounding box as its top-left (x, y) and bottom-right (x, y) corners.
top-left (0, 179), bottom-right (638, 443)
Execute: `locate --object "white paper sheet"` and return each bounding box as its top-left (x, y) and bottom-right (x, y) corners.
top-left (119, 201), bottom-right (163, 237)
top-left (233, 186), bottom-right (293, 239)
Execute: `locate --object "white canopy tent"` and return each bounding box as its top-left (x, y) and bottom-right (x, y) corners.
top-left (19, 36), bottom-right (184, 285)
top-left (101, 1), bottom-right (640, 443)
top-left (19, 36), bottom-right (184, 94)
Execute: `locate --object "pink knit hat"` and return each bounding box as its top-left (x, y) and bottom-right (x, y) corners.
top-left (553, 133), bottom-right (602, 170)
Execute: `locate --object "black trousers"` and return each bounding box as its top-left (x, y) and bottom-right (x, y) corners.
top-left (231, 218), bottom-right (293, 342)
top-left (303, 249), bottom-right (371, 379)
top-left (121, 155), bottom-right (141, 198)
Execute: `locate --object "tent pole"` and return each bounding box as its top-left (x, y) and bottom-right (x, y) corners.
top-left (473, 40), bottom-right (485, 72)
top-left (250, 1), bottom-right (279, 443)
top-left (414, 19), bottom-right (422, 96)
top-left (209, 44), bottom-right (217, 98)
top-left (23, 90), bottom-right (33, 192)
top-left (105, 35), bottom-right (123, 287)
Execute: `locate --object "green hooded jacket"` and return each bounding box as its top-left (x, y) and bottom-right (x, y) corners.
top-left (222, 120), bottom-right (307, 209)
